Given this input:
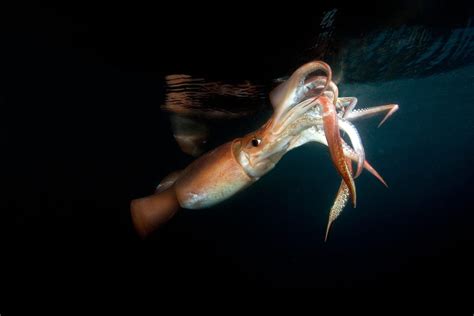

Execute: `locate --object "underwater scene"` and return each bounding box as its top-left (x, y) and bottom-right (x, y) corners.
top-left (1, 1), bottom-right (473, 291)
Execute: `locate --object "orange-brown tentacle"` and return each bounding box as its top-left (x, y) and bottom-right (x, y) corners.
top-left (319, 95), bottom-right (356, 207)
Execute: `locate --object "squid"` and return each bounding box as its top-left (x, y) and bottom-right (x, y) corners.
top-left (131, 61), bottom-right (399, 239)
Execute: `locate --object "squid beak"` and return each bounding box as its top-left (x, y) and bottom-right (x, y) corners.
top-left (319, 96), bottom-right (357, 208)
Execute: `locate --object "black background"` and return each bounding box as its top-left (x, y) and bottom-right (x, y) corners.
top-left (1, 0), bottom-right (473, 293)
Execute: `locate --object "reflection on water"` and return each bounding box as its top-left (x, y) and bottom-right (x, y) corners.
top-left (306, 10), bottom-right (474, 83)
top-left (163, 74), bottom-right (266, 118)
top-left (162, 74), bottom-right (269, 156)
top-left (338, 21), bottom-right (474, 82)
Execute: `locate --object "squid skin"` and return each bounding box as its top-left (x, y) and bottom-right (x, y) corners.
top-left (319, 95), bottom-right (356, 207)
top-left (131, 60), bottom-right (398, 239)
top-left (131, 140), bottom-right (255, 238)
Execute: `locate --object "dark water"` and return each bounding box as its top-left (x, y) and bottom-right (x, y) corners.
top-left (1, 1), bottom-right (473, 293)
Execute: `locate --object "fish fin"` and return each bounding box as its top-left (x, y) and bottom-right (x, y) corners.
top-left (169, 115), bottom-right (209, 157)
top-left (156, 170), bottom-right (182, 193)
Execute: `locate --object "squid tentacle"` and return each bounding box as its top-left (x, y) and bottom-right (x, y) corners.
top-left (271, 61), bottom-right (332, 129)
top-left (325, 141), bottom-right (388, 242)
top-left (338, 118), bottom-right (365, 178)
top-left (273, 98), bottom-right (319, 135)
top-left (341, 140), bottom-right (388, 188)
top-left (325, 157), bottom-right (352, 242)
top-left (319, 95), bottom-right (357, 208)
top-left (338, 97), bottom-right (358, 117)
top-left (344, 104), bottom-right (399, 127)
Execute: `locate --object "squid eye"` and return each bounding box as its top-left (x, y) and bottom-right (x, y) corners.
top-left (251, 138), bottom-right (261, 147)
